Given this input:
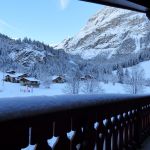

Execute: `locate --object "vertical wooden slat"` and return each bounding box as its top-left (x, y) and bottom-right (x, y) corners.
top-left (31, 118), bottom-right (53, 150)
top-left (53, 113), bottom-right (70, 150)
top-left (118, 114), bottom-right (124, 150)
top-left (128, 111), bottom-right (134, 148)
top-left (81, 113), bottom-right (96, 150)
top-left (36, 140), bottom-right (52, 150)
top-left (0, 121), bottom-right (29, 150)
top-left (133, 108), bottom-right (142, 148)
top-left (71, 128), bottom-right (83, 150)
top-left (112, 116), bottom-right (118, 150)
top-left (105, 118), bottom-right (112, 150)
top-left (54, 134), bottom-right (70, 150)
top-left (123, 113), bottom-right (129, 148)
top-left (71, 113), bottom-right (84, 150)
top-left (147, 105), bottom-right (150, 135)
top-left (96, 119), bottom-right (105, 150)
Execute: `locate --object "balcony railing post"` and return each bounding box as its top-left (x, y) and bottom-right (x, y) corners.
top-left (71, 113), bottom-right (84, 150)
top-left (0, 122), bottom-right (28, 150)
top-left (31, 119), bottom-right (53, 150)
top-left (112, 116), bottom-right (119, 150)
top-left (123, 113), bottom-right (129, 148)
top-left (82, 112), bottom-right (96, 150)
top-left (35, 140), bottom-right (52, 150)
top-left (128, 111), bottom-right (134, 148)
top-left (54, 113), bottom-right (70, 150)
top-left (118, 114), bottom-right (124, 150)
top-left (148, 105), bottom-right (150, 135)
top-left (141, 105), bottom-right (150, 142)
top-left (105, 117), bottom-right (112, 150)
top-left (134, 107), bottom-right (142, 148)
top-left (145, 105), bottom-right (149, 135)
top-left (96, 119), bottom-right (105, 150)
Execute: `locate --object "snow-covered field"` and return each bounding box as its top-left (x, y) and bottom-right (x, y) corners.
top-left (0, 72), bottom-right (131, 98)
top-left (132, 60), bottom-right (150, 79)
top-left (0, 79), bottom-right (65, 98)
top-left (1, 61), bottom-right (150, 98)
top-left (1, 80), bottom-right (150, 98)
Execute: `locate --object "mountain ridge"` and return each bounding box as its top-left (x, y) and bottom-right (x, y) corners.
top-left (55, 6), bottom-right (150, 59)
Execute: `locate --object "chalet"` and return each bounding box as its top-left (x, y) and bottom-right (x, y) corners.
top-left (80, 75), bottom-right (93, 81)
top-left (4, 73), bottom-right (28, 83)
top-left (4, 73), bottom-right (20, 83)
top-left (20, 77), bottom-right (40, 87)
top-left (52, 76), bottom-right (65, 83)
top-left (85, 75), bottom-right (93, 79)
top-left (17, 73), bottom-right (28, 79)
top-left (80, 76), bottom-right (86, 81)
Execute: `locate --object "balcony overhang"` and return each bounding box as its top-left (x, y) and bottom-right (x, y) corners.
top-left (81, 0), bottom-right (150, 19)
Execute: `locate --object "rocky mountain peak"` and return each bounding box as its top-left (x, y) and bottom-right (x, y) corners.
top-left (55, 6), bottom-right (150, 59)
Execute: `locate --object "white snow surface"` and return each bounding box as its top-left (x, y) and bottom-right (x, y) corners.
top-left (0, 60), bottom-right (150, 99)
top-left (5, 73), bottom-right (25, 78)
top-left (125, 60), bottom-right (150, 79)
top-left (24, 77), bottom-right (40, 82)
top-left (55, 6), bottom-right (149, 59)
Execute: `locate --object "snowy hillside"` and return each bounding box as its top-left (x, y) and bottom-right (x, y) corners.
top-left (0, 67), bottom-right (150, 99)
top-left (0, 34), bottom-right (85, 82)
top-left (55, 6), bottom-right (150, 59)
top-left (129, 60), bottom-right (150, 79)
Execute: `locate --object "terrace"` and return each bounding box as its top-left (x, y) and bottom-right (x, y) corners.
top-left (0, 0), bottom-right (150, 150)
top-left (1, 94), bottom-right (150, 150)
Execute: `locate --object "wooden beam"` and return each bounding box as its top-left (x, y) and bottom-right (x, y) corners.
top-left (80, 0), bottom-right (149, 13)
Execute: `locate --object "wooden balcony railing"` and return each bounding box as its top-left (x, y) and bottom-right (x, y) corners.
top-left (0, 94), bottom-right (150, 150)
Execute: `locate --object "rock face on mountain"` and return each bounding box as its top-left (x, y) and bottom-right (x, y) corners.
top-left (0, 34), bottom-right (83, 79)
top-left (55, 6), bottom-right (150, 59)
top-left (0, 35), bottom-right (51, 67)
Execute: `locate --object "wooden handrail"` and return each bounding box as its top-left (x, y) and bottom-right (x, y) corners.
top-left (0, 94), bottom-right (149, 149)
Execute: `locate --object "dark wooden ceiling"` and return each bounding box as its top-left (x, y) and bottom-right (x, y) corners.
top-left (81, 0), bottom-right (149, 13)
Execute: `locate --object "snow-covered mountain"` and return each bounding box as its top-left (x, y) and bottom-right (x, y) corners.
top-left (0, 34), bottom-right (84, 79)
top-left (55, 6), bottom-right (150, 59)
top-left (0, 35), bottom-right (59, 67)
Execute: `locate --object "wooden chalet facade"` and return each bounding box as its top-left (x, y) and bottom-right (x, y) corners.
top-left (52, 76), bottom-right (65, 83)
top-left (80, 75), bottom-right (93, 81)
top-left (4, 73), bottom-right (40, 87)
top-left (4, 74), bottom-right (19, 83)
top-left (4, 73), bottom-right (28, 83)
top-left (20, 77), bottom-right (40, 87)
top-left (17, 74), bottom-right (28, 79)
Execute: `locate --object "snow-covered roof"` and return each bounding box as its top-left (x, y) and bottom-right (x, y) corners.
top-left (24, 77), bottom-right (40, 82)
top-left (6, 73), bottom-right (25, 78)
top-left (52, 76), bottom-right (61, 80)
top-left (6, 70), bottom-right (15, 73)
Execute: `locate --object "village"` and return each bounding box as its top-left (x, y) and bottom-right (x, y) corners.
top-left (3, 70), bottom-right (69, 88)
top-left (4, 70), bottom-right (40, 88)
top-left (1, 61), bottom-right (150, 98)
top-left (3, 70), bottom-right (95, 88)
top-left (0, 70), bottom-right (103, 97)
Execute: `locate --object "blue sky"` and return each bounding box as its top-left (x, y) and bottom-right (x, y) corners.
top-left (0, 0), bottom-right (103, 45)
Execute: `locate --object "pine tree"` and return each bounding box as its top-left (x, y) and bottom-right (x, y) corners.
top-left (117, 65), bottom-right (124, 83)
